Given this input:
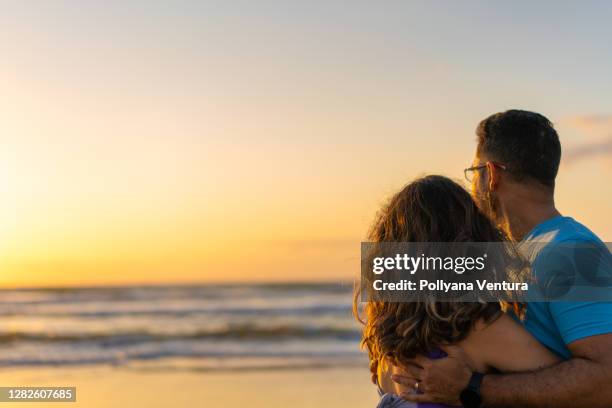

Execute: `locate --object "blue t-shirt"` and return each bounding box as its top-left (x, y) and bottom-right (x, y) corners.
top-left (521, 216), bottom-right (612, 359)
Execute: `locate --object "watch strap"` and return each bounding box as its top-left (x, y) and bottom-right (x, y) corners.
top-left (468, 371), bottom-right (485, 391)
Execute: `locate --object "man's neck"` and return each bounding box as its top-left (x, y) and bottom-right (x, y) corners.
top-left (498, 186), bottom-right (561, 242)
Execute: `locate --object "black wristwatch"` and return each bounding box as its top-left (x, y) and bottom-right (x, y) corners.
top-left (459, 372), bottom-right (484, 408)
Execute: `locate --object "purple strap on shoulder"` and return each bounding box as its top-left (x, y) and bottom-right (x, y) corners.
top-left (426, 349), bottom-right (447, 359)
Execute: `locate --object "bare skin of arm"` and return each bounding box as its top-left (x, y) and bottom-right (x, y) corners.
top-left (380, 314), bottom-right (559, 398)
top-left (394, 332), bottom-right (612, 408)
top-left (478, 333), bottom-right (612, 408)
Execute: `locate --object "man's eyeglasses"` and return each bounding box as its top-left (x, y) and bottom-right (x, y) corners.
top-left (464, 161), bottom-right (508, 183)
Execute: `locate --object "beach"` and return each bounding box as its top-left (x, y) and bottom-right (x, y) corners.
top-left (0, 364), bottom-right (378, 407)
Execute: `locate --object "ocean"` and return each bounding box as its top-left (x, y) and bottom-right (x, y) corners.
top-left (0, 283), bottom-right (366, 370)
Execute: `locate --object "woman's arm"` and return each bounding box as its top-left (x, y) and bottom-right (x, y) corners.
top-left (379, 313), bottom-right (560, 396)
top-left (460, 313), bottom-right (560, 372)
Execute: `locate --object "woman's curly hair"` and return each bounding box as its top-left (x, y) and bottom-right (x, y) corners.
top-left (353, 175), bottom-right (523, 378)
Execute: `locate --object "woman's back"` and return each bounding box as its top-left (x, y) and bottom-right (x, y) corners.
top-left (356, 176), bottom-right (559, 408)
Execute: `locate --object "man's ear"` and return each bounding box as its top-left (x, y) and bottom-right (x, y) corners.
top-left (486, 161), bottom-right (500, 191)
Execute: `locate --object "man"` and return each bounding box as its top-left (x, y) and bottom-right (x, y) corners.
top-left (393, 110), bottom-right (612, 407)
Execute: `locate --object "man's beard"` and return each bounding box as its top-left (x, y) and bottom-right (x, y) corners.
top-left (475, 187), bottom-right (505, 232)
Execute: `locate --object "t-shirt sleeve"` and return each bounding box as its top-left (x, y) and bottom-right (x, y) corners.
top-left (549, 301), bottom-right (612, 345)
top-left (535, 240), bottom-right (612, 345)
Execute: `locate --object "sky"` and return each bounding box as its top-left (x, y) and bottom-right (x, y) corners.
top-left (0, 1), bottom-right (611, 287)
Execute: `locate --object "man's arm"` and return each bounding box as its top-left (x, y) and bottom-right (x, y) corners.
top-left (394, 334), bottom-right (612, 408)
top-left (479, 333), bottom-right (612, 408)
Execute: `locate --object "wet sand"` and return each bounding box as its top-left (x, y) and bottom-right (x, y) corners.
top-left (0, 364), bottom-right (379, 408)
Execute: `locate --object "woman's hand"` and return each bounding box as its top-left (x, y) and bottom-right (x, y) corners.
top-left (378, 359), bottom-right (420, 395)
top-left (391, 345), bottom-right (472, 405)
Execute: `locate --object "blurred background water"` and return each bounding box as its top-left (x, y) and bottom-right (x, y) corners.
top-left (0, 283), bottom-right (365, 370)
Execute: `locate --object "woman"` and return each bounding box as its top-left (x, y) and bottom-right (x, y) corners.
top-left (354, 175), bottom-right (559, 408)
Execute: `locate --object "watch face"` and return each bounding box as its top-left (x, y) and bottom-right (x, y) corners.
top-left (460, 389), bottom-right (482, 408)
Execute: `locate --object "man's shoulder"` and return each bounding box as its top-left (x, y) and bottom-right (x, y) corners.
top-left (552, 217), bottom-right (603, 244)
top-left (526, 217), bottom-right (609, 293)
top-left (538, 218), bottom-right (606, 266)
top-left (528, 216), bottom-right (603, 246)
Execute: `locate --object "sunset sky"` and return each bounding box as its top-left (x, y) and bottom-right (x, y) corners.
top-left (1, 1), bottom-right (611, 287)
